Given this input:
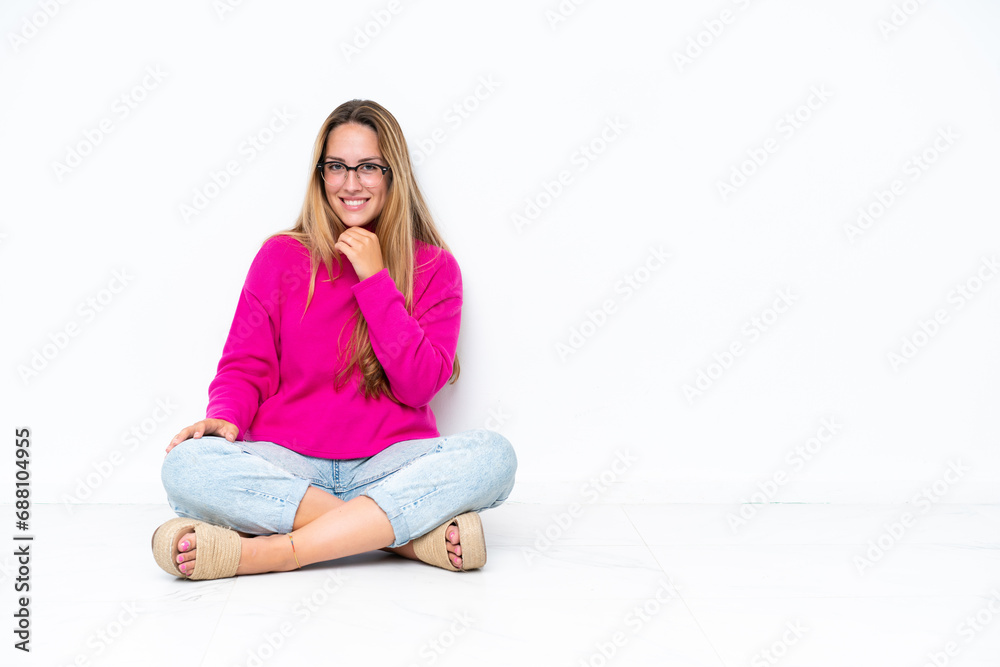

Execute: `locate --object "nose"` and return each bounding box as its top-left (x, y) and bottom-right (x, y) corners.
top-left (342, 169), bottom-right (364, 191)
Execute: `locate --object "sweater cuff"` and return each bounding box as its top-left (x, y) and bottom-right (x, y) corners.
top-left (351, 268), bottom-right (394, 299)
top-left (205, 410), bottom-right (244, 439)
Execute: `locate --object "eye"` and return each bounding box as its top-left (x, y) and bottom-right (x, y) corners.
top-left (325, 162), bottom-right (346, 172)
top-left (358, 163), bottom-right (381, 174)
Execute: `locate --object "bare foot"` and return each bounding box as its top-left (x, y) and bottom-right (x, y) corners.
top-left (174, 530), bottom-right (299, 578)
top-left (386, 521), bottom-right (463, 569)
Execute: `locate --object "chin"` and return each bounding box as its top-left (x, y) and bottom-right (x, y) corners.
top-left (341, 217), bottom-right (376, 229)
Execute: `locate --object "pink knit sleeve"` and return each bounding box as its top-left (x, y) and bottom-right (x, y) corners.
top-left (205, 240), bottom-right (286, 438)
top-left (351, 245), bottom-right (462, 407)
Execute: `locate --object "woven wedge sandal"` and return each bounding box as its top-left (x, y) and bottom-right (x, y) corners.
top-left (151, 517), bottom-right (242, 580)
top-left (412, 512), bottom-right (487, 572)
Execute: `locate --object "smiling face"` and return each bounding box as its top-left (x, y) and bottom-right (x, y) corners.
top-left (321, 122), bottom-right (389, 228)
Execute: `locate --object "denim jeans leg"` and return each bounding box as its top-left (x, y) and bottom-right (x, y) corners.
top-left (160, 436), bottom-right (319, 535)
top-left (340, 429), bottom-right (517, 548)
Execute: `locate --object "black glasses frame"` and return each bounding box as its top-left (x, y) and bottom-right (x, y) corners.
top-left (316, 160), bottom-right (390, 185)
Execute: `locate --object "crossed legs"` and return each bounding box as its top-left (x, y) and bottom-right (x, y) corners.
top-left (172, 486), bottom-right (467, 577)
top-left (161, 429), bottom-right (516, 578)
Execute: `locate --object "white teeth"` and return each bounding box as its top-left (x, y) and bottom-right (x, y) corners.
top-left (342, 199), bottom-right (366, 206)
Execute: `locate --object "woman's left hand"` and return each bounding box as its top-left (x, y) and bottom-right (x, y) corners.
top-left (335, 227), bottom-right (384, 281)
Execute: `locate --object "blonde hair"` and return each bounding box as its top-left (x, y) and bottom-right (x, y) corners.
top-left (269, 100), bottom-right (459, 399)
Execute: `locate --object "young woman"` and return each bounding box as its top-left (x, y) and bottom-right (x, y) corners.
top-left (152, 100), bottom-right (516, 580)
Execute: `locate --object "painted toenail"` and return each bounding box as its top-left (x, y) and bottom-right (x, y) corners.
top-left (180, 540), bottom-right (189, 551)
top-left (177, 554), bottom-right (184, 563)
top-left (180, 563), bottom-right (187, 572)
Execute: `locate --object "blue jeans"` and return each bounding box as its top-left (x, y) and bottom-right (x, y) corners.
top-left (160, 429), bottom-right (516, 548)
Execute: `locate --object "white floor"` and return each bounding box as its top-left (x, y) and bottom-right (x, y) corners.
top-left (3, 502), bottom-right (999, 666)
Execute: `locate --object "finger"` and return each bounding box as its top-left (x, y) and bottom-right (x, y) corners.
top-left (339, 227), bottom-right (374, 244)
top-left (209, 419), bottom-right (236, 441)
top-left (167, 427), bottom-right (193, 452)
top-left (334, 241), bottom-right (355, 259)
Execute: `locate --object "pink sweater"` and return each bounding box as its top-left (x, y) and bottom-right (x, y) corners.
top-left (205, 234), bottom-right (462, 459)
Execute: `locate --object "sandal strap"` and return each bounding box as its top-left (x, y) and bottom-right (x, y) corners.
top-left (413, 520), bottom-right (458, 570)
top-left (151, 518), bottom-right (241, 580)
top-left (412, 512), bottom-right (486, 571)
top-left (190, 522), bottom-right (241, 580)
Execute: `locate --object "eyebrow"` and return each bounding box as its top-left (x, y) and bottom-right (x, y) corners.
top-left (322, 155), bottom-right (385, 163)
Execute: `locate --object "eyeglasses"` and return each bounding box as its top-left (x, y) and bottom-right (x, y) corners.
top-left (316, 160), bottom-right (390, 188)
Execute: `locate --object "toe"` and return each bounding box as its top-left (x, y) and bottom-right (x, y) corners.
top-left (175, 531), bottom-right (197, 577)
top-left (178, 532), bottom-right (197, 553)
top-left (177, 548), bottom-right (196, 576)
top-left (445, 522), bottom-right (463, 568)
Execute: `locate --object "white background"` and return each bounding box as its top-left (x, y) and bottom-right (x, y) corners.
top-left (2, 0), bottom-right (999, 508)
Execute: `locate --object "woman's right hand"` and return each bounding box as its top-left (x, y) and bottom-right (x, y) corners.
top-left (165, 418), bottom-right (238, 454)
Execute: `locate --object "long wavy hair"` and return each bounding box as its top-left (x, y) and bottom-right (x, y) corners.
top-left (269, 100), bottom-right (459, 400)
